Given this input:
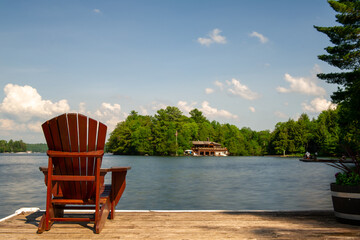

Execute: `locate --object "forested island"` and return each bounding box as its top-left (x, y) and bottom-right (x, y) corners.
top-left (0, 140), bottom-right (47, 153)
top-left (106, 107), bottom-right (340, 157)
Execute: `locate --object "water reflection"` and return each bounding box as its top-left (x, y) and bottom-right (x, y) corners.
top-left (0, 154), bottom-right (337, 219)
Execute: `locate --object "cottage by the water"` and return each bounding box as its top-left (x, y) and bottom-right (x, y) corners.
top-left (191, 141), bottom-right (228, 156)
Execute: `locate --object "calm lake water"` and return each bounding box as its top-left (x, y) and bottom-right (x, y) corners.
top-left (0, 153), bottom-right (338, 219)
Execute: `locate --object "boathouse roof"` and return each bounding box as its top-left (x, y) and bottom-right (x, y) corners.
top-left (192, 141), bottom-right (221, 146)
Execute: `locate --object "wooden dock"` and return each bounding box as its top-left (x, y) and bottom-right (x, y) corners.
top-left (1, 209), bottom-right (360, 239)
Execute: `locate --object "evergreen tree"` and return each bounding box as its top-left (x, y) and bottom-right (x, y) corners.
top-left (314, 0), bottom-right (360, 151)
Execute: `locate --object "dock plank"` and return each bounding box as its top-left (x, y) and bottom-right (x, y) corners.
top-left (0, 210), bottom-right (359, 239)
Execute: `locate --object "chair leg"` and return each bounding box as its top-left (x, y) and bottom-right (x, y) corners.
top-left (95, 198), bottom-right (111, 234)
top-left (110, 202), bottom-right (115, 220)
top-left (37, 214), bottom-right (46, 234)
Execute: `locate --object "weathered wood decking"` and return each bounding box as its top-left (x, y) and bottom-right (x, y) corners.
top-left (1, 209), bottom-right (360, 239)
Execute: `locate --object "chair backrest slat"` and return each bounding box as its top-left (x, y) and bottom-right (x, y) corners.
top-left (42, 113), bottom-right (107, 200)
top-left (78, 114), bottom-right (88, 197)
top-left (86, 118), bottom-right (98, 199)
top-left (57, 114), bottom-right (77, 197)
top-left (67, 113), bottom-right (82, 198)
top-left (48, 117), bottom-right (72, 197)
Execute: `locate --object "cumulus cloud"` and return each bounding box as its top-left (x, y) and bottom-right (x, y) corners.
top-left (139, 106), bottom-right (148, 115)
top-left (277, 66), bottom-right (326, 96)
top-left (151, 101), bottom-right (168, 111)
top-left (0, 119), bottom-right (18, 131)
top-left (79, 102), bottom-right (86, 114)
top-left (0, 83), bottom-right (129, 140)
top-left (27, 121), bottom-right (43, 133)
top-left (249, 106), bottom-right (256, 113)
top-left (177, 100), bottom-right (237, 119)
top-left (0, 83), bottom-right (70, 121)
top-left (177, 101), bottom-right (197, 114)
top-left (274, 111), bottom-right (288, 119)
top-left (93, 9), bottom-right (102, 14)
top-left (197, 38), bottom-right (213, 46)
top-left (214, 80), bottom-right (224, 90)
top-left (92, 102), bottom-right (126, 131)
top-left (198, 28), bottom-right (227, 46)
top-left (302, 97), bottom-right (337, 113)
top-left (227, 78), bottom-right (260, 100)
top-left (200, 101), bottom-right (238, 119)
top-left (249, 31), bottom-right (268, 44)
top-left (205, 88), bottom-right (214, 94)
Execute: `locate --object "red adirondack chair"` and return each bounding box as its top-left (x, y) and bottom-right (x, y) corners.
top-left (37, 113), bottom-right (130, 234)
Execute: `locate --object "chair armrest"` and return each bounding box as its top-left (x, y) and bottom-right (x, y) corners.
top-left (47, 150), bottom-right (104, 158)
top-left (39, 166), bottom-right (48, 173)
top-left (39, 166), bottom-right (130, 175)
top-left (101, 167), bottom-right (131, 172)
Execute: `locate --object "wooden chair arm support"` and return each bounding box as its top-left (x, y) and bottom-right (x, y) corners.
top-left (47, 150), bottom-right (104, 158)
top-left (39, 166), bottom-right (131, 174)
top-left (101, 167), bottom-right (131, 172)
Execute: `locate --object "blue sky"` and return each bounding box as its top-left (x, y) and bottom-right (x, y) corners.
top-left (0, 0), bottom-right (339, 143)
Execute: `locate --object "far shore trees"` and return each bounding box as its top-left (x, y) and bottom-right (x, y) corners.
top-left (106, 107), bottom-right (341, 156)
top-left (0, 139), bottom-right (26, 153)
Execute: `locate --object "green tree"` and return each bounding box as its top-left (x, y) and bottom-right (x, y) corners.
top-left (314, 0), bottom-right (360, 151)
top-left (271, 122), bottom-right (289, 155)
top-left (0, 140), bottom-right (6, 153)
top-left (314, 109), bottom-right (340, 155)
top-left (189, 108), bottom-right (208, 124)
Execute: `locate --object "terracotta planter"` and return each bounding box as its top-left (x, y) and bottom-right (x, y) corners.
top-left (331, 183), bottom-right (360, 225)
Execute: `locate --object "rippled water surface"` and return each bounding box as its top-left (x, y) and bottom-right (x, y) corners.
top-left (0, 154), bottom-right (338, 219)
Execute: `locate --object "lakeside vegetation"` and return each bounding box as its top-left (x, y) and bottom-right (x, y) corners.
top-left (106, 107), bottom-right (341, 157)
top-left (26, 143), bottom-right (48, 153)
top-left (0, 141), bottom-right (47, 153)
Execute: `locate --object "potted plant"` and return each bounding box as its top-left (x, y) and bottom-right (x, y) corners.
top-left (328, 151), bottom-right (360, 225)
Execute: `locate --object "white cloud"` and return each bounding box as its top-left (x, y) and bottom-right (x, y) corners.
top-left (177, 101), bottom-right (197, 114)
top-left (0, 119), bottom-right (18, 131)
top-left (249, 31), bottom-right (268, 44)
top-left (177, 100), bottom-right (237, 119)
top-left (197, 37), bottom-right (213, 47)
top-left (205, 88), bottom-right (214, 94)
top-left (249, 106), bottom-right (256, 113)
top-left (214, 80), bottom-right (224, 90)
top-left (93, 102), bottom-right (125, 131)
top-left (277, 66), bottom-right (326, 96)
top-left (198, 28), bottom-right (227, 46)
top-left (27, 121), bottom-right (42, 133)
top-left (302, 97), bottom-right (337, 113)
top-left (79, 102), bottom-right (86, 114)
top-left (0, 83), bottom-right (70, 121)
top-left (227, 78), bottom-right (260, 100)
top-left (151, 101), bottom-right (168, 111)
top-left (200, 101), bottom-right (238, 119)
top-left (139, 106), bottom-right (148, 115)
top-left (274, 111), bottom-right (288, 119)
top-left (0, 83), bottom-right (130, 142)
top-left (210, 29), bottom-right (227, 44)
top-left (93, 9), bottom-right (102, 14)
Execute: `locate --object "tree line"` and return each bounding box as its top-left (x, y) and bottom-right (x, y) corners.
top-left (106, 107), bottom-right (341, 156)
top-left (0, 140), bottom-right (27, 153)
top-left (0, 141), bottom-right (48, 153)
